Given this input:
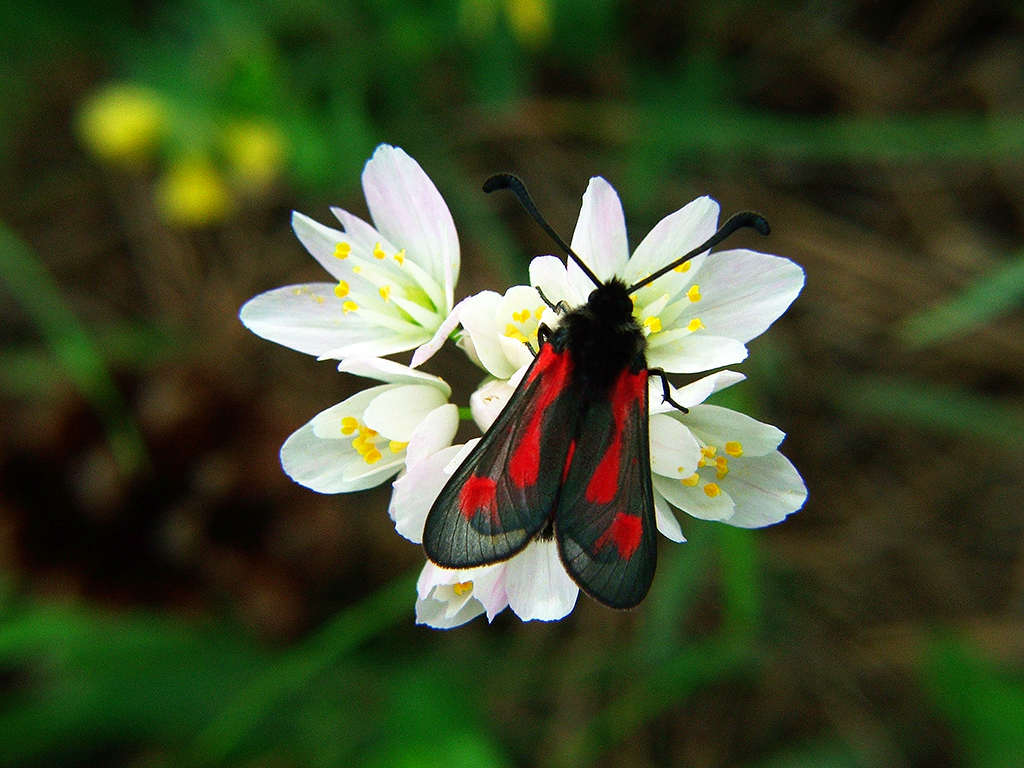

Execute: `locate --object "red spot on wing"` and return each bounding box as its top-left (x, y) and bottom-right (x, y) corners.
top-left (593, 512), bottom-right (643, 561)
top-left (508, 348), bottom-right (574, 488)
top-left (459, 474), bottom-right (497, 522)
top-left (585, 368), bottom-right (647, 504)
top-left (562, 439), bottom-right (576, 482)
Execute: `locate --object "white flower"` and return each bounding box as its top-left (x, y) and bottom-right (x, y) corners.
top-left (528, 176), bottom-right (805, 373)
top-left (647, 373), bottom-right (807, 538)
top-left (390, 440), bottom-right (580, 628)
top-left (280, 357), bottom-right (458, 494)
top-left (240, 144), bottom-right (460, 360)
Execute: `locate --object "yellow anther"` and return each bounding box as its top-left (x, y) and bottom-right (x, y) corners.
top-left (534, 305), bottom-right (546, 320)
top-left (703, 482), bottom-right (721, 497)
top-left (334, 281), bottom-right (349, 298)
top-left (681, 473), bottom-right (700, 487)
top-left (629, 294), bottom-right (637, 306)
top-left (394, 249), bottom-right (406, 265)
top-left (674, 261), bottom-right (692, 273)
top-left (715, 456), bottom-right (729, 479)
top-left (379, 285), bottom-right (391, 302)
top-left (340, 416), bottom-right (359, 435)
top-left (342, 300), bottom-right (359, 314)
top-left (362, 427), bottom-right (379, 438)
top-left (333, 242), bottom-right (351, 259)
top-left (363, 448), bottom-right (382, 464)
top-left (352, 434), bottom-right (368, 453)
top-left (352, 265), bottom-right (362, 274)
top-left (643, 316), bottom-right (662, 333)
top-left (702, 446), bottom-right (718, 457)
top-left (373, 243), bottom-right (386, 260)
top-left (504, 323), bottom-right (529, 343)
top-left (687, 284), bottom-right (702, 302)
top-left (389, 440), bottom-right (408, 454)
top-left (725, 441), bottom-right (743, 457)
top-left (453, 581), bottom-right (473, 596)
top-left (687, 318), bottom-right (705, 332)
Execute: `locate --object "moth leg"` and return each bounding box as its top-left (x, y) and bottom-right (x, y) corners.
top-left (537, 323), bottom-right (554, 347)
top-left (648, 368), bottom-right (688, 414)
top-left (536, 287), bottom-right (570, 315)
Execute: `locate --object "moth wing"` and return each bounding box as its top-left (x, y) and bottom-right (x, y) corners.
top-left (423, 345), bottom-right (578, 568)
top-left (556, 367), bottom-right (657, 609)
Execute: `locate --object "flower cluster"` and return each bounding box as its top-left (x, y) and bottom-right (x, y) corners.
top-left (241, 144), bottom-right (807, 629)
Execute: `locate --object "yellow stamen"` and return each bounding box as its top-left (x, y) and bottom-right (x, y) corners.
top-left (681, 473), bottom-right (700, 487)
top-left (687, 317), bottom-right (705, 332)
top-left (725, 441), bottom-right (743, 457)
top-left (643, 316), bottom-right (662, 333)
top-left (340, 416), bottom-right (359, 435)
top-left (373, 243), bottom-right (386, 260)
top-left (534, 305), bottom-right (546, 320)
top-left (389, 440), bottom-right (408, 454)
top-left (379, 285), bottom-right (391, 302)
top-left (704, 482), bottom-right (721, 497)
top-left (687, 284), bottom-right (702, 302)
top-left (363, 448), bottom-right (382, 464)
top-left (352, 265), bottom-right (362, 274)
top-left (334, 242), bottom-right (351, 259)
top-left (674, 261), bottom-right (692, 273)
top-left (342, 300), bottom-right (359, 314)
top-left (362, 427), bottom-right (379, 438)
top-left (453, 581), bottom-right (473, 596)
top-left (334, 281), bottom-right (349, 298)
top-left (394, 249), bottom-right (406, 265)
top-left (504, 323), bottom-right (529, 343)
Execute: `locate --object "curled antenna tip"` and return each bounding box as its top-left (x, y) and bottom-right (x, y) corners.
top-left (483, 173), bottom-right (519, 194)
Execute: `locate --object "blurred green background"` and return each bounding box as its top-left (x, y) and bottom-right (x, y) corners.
top-left (3, 0), bottom-right (1024, 766)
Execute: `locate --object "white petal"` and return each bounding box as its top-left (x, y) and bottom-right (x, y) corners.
top-left (337, 356), bottom-right (451, 393)
top-left (281, 420), bottom-right (402, 493)
top-left (680, 404), bottom-right (785, 457)
top-left (654, 492), bottom-right (686, 543)
top-left (646, 333), bottom-right (748, 373)
top-left (390, 443), bottom-right (466, 542)
top-left (469, 377), bottom-right (516, 432)
top-left (411, 298), bottom-right (465, 368)
top-left (686, 249), bottom-right (804, 343)
top-left (361, 145), bottom-right (460, 310)
top-left (459, 291), bottom-right (520, 379)
top-left (309, 385), bottom-right (392, 439)
top-left (363, 384), bottom-right (449, 442)
top-left (241, 284), bottom-right (423, 359)
top-left (568, 177), bottom-right (629, 294)
top-left (290, 212), bottom-right (351, 281)
top-left (405, 403), bottom-right (460, 469)
top-left (649, 413), bottom-right (701, 479)
top-left (649, 370), bottom-right (745, 415)
top-left (529, 255), bottom-right (583, 307)
top-left (505, 540), bottom-right (579, 621)
top-left (624, 196), bottom-right (720, 286)
top-left (719, 451), bottom-right (807, 528)
top-left (653, 474), bottom-right (736, 522)
top-left (414, 562), bottom-right (487, 629)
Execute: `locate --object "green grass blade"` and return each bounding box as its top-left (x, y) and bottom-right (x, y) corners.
top-left (0, 222), bottom-right (150, 473)
top-left (899, 250), bottom-right (1024, 348)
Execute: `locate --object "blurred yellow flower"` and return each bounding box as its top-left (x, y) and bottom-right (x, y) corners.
top-left (76, 83), bottom-right (168, 166)
top-left (223, 120), bottom-right (287, 192)
top-left (505, 0), bottom-right (550, 45)
top-left (155, 158), bottom-right (233, 227)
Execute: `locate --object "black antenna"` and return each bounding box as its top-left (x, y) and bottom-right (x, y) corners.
top-left (483, 173), bottom-right (603, 289)
top-left (626, 211), bottom-right (770, 293)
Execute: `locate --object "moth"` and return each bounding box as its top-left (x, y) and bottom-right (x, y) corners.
top-left (423, 174), bottom-right (768, 608)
